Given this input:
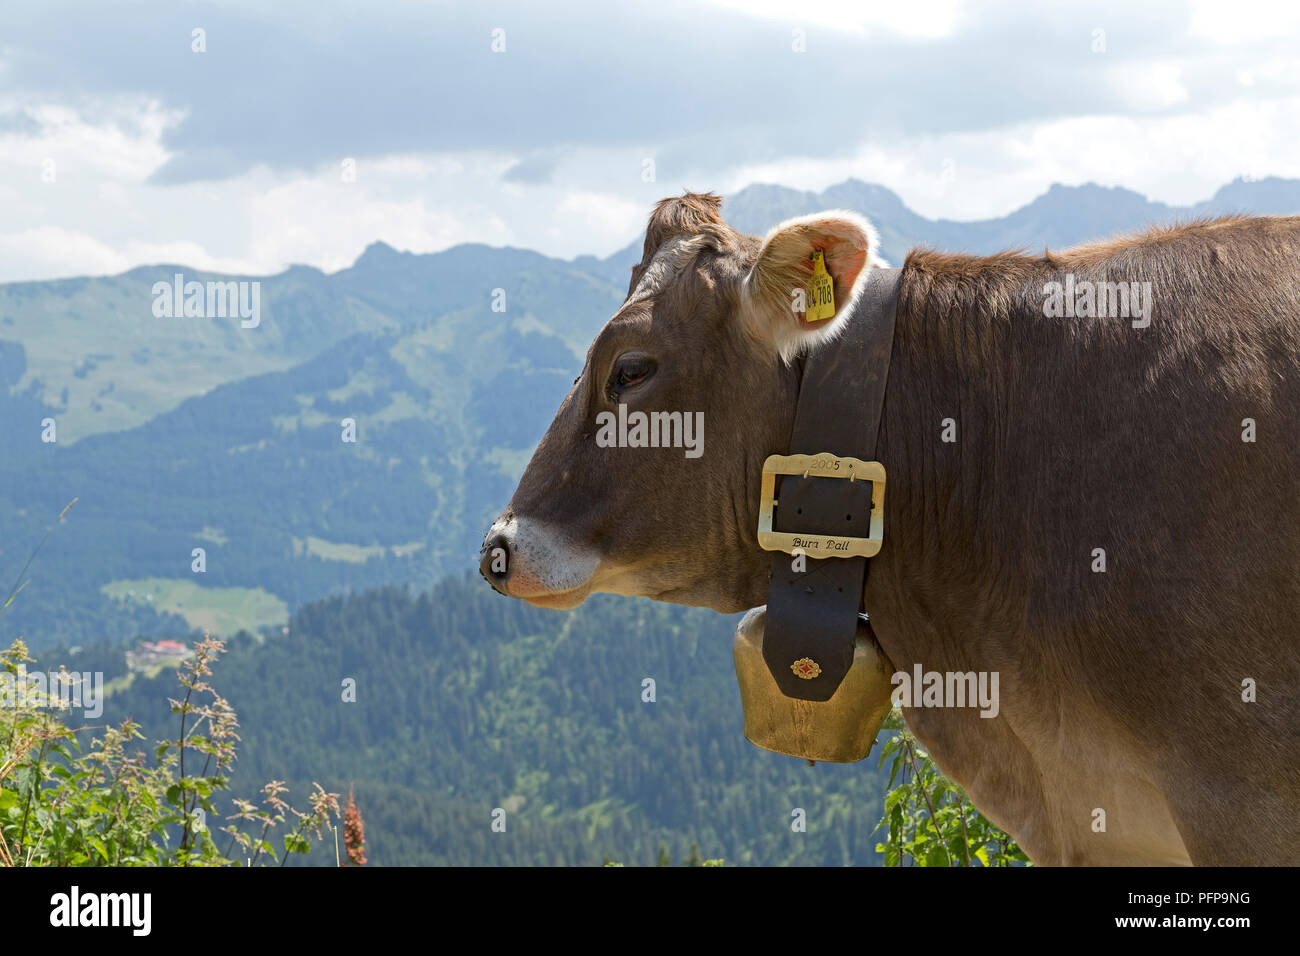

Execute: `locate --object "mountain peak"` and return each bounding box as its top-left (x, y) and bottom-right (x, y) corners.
top-left (355, 241), bottom-right (407, 267)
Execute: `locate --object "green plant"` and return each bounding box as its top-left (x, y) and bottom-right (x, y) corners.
top-left (0, 503), bottom-right (338, 867)
top-left (0, 635), bottom-right (337, 867)
top-left (872, 709), bottom-right (1030, 867)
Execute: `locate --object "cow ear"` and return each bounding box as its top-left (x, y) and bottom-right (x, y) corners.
top-left (740, 210), bottom-right (878, 361)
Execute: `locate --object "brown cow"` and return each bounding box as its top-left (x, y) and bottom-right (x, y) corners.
top-left (481, 192), bottom-right (1300, 866)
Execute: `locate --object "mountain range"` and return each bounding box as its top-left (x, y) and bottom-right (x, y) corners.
top-left (3, 176), bottom-right (1299, 650)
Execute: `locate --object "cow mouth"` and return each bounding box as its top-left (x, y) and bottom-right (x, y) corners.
top-left (516, 585), bottom-right (592, 610)
top-left (480, 559), bottom-right (596, 608)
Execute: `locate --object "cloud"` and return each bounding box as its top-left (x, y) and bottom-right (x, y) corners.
top-left (706, 0), bottom-right (963, 39)
top-left (0, 226), bottom-right (255, 282)
top-left (0, 98), bottom-right (179, 181)
top-left (551, 191), bottom-right (646, 250)
top-left (0, 0), bottom-right (1296, 280)
top-left (5, 0), bottom-right (1286, 184)
top-left (245, 168), bottom-right (502, 273)
top-left (0, 110), bottom-right (40, 136)
top-left (502, 154), bottom-right (559, 184)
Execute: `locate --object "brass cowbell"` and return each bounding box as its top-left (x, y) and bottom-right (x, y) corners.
top-left (732, 606), bottom-right (894, 763)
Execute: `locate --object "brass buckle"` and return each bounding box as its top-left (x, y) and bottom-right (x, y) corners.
top-left (757, 454), bottom-right (885, 559)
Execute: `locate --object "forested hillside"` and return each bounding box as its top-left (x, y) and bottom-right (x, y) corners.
top-left (0, 275), bottom-right (608, 649)
top-left (36, 574), bottom-right (889, 866)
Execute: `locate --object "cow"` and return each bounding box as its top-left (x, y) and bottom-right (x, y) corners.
top-left (480, 191), bottom-right (1300, 866)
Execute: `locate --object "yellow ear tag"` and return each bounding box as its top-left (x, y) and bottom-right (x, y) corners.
top-left (805, 250), bottom-right (836, 322)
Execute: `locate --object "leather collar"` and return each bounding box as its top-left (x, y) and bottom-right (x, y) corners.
top-left (760, 267), bottom-right (902, 700)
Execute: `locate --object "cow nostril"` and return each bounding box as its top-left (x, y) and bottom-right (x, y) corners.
top-left (479, 533), bottom-right (511, 585)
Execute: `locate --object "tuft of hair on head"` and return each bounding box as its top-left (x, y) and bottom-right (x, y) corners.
top-left (642, 192), bottom-right (727, 255)
top-left (626, 192), bottom-right (736, 300)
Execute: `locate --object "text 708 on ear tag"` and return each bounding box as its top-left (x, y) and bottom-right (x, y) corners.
top-left (805, 250), bottom-right (836, 322)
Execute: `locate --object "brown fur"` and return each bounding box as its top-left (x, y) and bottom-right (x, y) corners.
top-left (872, 215), bottom-right (1300, 864)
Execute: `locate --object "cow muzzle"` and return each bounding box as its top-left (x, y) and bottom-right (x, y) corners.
top-left (479, 513), bottom-right (601, 608)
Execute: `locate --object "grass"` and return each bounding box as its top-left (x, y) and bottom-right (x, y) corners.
top-left (290, 536), bottom-right (425, 563)
top-left (100, 577), bottom-right (288, 637)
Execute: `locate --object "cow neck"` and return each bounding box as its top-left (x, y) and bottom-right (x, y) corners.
top-left (761, 267), bottom-right (902, 701)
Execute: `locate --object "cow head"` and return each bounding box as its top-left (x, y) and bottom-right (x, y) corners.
top-left (480, 192), bottom-right (878, 612)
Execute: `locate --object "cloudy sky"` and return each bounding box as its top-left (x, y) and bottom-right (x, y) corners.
top-left (0, 0), bottom-right (1297, 281)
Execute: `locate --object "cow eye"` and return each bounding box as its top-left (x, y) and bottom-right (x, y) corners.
top-left (608, 353), bottom-right (656, 400)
